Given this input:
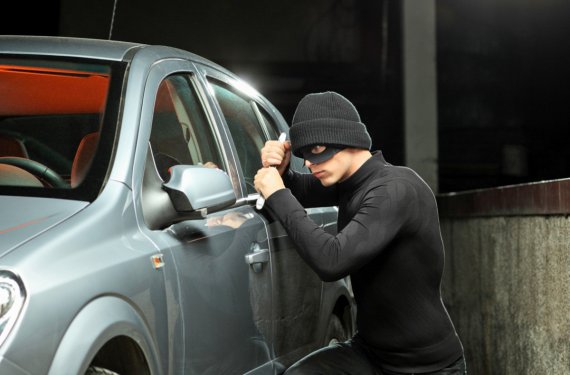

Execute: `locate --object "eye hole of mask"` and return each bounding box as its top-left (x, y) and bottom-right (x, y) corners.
top-left (301, 145), bottom-right (343, 164)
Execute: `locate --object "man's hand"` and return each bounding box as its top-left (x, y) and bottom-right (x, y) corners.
top-left (261, 140), bottom-right (291, 176)
top-left (254, 167), bottom-right (285, 200)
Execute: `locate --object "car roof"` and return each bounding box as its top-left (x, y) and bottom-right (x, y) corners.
top-left (0, 35), bottom-right (143, 61)
top-left (0, 36), bottom-right (228, 70)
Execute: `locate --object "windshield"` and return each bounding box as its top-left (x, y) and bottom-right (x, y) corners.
top-left (0, 57), bottom-right (119, 200)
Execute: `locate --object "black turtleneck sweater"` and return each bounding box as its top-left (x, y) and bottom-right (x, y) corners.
top-left (265, 152), bottom-right (463, 373)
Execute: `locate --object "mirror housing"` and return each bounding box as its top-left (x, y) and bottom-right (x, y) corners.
top-left (163, 165), bottom-right (236, 215)
top-left (142, 148), bottom-right (237, 230)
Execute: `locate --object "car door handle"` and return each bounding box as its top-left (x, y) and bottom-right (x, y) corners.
top-left (245, 250), bottom-right (269, 264)
top-left (245, 243), bottom-right (269, 273)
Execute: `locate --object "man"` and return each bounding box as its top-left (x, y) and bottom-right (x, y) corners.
top-left (254, 91), bottom-right (466, 374)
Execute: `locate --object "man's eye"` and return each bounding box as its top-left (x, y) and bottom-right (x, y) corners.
top-left (311, 145), bottom-right (327, 154)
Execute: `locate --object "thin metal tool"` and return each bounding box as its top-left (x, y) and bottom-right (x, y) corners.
top-left (256, 132), bottom-right (287, 210)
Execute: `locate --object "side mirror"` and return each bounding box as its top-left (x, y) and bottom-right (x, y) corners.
top-left (163, 165), bottom-right (236, 215)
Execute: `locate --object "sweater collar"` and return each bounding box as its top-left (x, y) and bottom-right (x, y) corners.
top-left (338, 151), bottom-right (388, 192)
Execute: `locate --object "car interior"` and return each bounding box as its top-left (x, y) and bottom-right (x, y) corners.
top-left (0, 60), bottom-right (109, 189)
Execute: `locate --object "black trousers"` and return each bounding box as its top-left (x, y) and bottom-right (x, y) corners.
top-left (284, 340), bottom-right (467, 375)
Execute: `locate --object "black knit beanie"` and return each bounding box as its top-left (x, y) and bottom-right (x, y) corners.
top-left (289, 91), bottom-right (372, 158)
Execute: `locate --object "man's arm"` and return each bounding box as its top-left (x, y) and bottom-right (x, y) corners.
top-left (282, 168), bottom-right (338, 208)
top-left (265, 180), bottom-right (412, 282)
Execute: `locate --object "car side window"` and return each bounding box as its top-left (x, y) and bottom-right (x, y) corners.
top-left (208, 80), bottom-right (267, 194)
top-left (150, 74), bottom-right (224, 181)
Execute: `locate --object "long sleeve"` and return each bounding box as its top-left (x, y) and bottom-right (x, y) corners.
top-left (265, 179), bottom-right (411, 282)
top-left (282, 169), bottom-right (339, 208)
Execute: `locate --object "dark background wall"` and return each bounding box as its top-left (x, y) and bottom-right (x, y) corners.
top-left (53, 0), bottom-right (404, 168)
top-left (4, 0), bottom-right (570, 193)
top-left (437, 0), bottom-right (570, 192)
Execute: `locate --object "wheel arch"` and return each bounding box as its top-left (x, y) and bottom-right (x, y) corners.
top-left (319, 278), bottom-right (357, 343)
top-left (48, 296), bottom-right (161, 375)
top-left (331, 294), bottom-right (356, 338)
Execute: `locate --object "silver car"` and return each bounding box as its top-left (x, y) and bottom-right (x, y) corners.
top-left (0, 36), bottom-right (356, 375)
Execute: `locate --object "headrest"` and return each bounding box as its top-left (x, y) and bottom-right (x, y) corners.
top-left (71, 132), bottom-right (99, 188)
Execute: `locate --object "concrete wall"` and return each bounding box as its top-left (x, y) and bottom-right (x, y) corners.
top-left (439, 184), bottom-right (570, 374)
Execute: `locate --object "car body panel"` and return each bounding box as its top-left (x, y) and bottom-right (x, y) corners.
top-left (0, 196), bottom-right (88, 256)
top-left (0, 181), bottom-right (167, 374)
top-left (48, 295), bottom-right (162, 375)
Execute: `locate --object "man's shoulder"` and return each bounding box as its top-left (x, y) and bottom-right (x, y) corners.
top-left (369, 164), bottom-right (434, 195)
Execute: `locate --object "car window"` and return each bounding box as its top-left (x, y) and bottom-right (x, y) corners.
top-left (0, 57), bottom-right (117, 199)
top-left (208, 80), bottom-right (268, 195)
top-left (150, 74), bottom-right (225, 181)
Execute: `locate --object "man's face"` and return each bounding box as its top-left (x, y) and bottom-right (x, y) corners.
top-left (304, 146), bottom-right (354, 186)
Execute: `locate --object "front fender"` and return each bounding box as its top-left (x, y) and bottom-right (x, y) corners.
top-left (48, 296), bottom-right (162, 375)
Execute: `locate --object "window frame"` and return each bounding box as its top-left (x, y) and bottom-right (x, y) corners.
top-left (198, 67), bottom-right (280, 202)
top-left (149, 73), bottom-right (228, 178)
top-left (135, 59), bottom-right (243, 223)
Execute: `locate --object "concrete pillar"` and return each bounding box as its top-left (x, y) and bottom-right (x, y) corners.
top-left (401, 0), bottom-right (438, 192)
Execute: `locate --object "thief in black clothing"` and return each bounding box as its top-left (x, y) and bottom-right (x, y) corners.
top-left (254, 92), bottom-right (466, 374)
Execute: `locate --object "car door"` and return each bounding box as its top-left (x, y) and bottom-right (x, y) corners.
top-left (251, 107), bottom-right (333, 364)
top-left (199, 67), bottom-right (331, 367)
top-left (137, 61), bottom-right (275, 375)
top-left (250, 100), bottom-right (337, 365)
